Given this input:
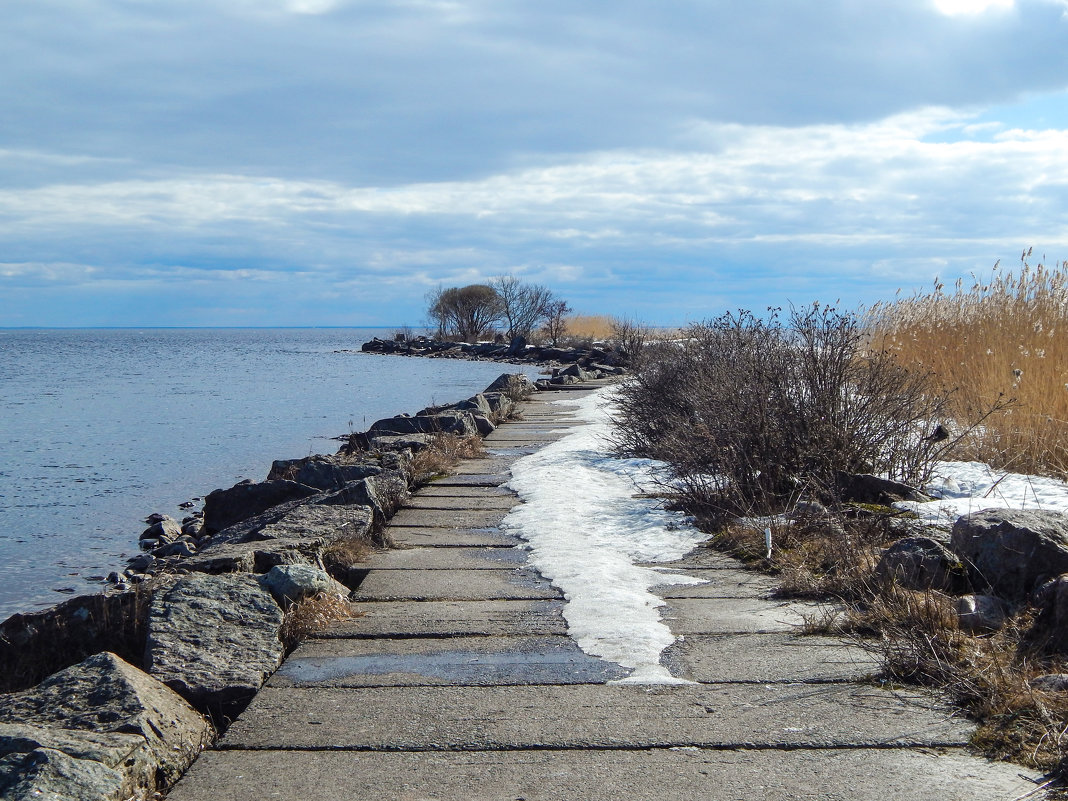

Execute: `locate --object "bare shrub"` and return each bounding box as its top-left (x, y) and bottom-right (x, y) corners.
top-left (610, 315), bottom-right (653, 367)
top-left (613, 305), bottom-right (952, 528)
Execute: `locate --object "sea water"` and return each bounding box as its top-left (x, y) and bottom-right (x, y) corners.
top-left (0, 328), bottom-right (538, 619)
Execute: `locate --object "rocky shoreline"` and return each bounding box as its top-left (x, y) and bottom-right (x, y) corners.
top-left (0, 369), bottom-right (606, 801)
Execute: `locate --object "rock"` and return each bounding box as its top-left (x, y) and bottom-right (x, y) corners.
top-left (260, 564), bottom-right (349, 607)
top-left (0, 725), bottom-right (140, 801)
top-left (1030, 673), bottom-right (1068, 692)
top-left (951, 509), bottom-right (1068, 601)
top-left (368, 433), bottom-right (434, 452)
top-left (181, 520), bottom-right (202, 538)
top-left (874, 537), bottom-right (970, 594)
top-left (368, 412), bottom-right (477, 437)
top-left (956, 594), bottom-right (1007, 633)
top-left (139, 515), bottom-right (181, 544)
top-left (481, 391), bottom-right (514, 418)
top-left (201, 479), bottom-right (321, 535)
top-left (835, 472), bottom-right (932, 505)
top-left (557, 363), bottom-right (588, 380)
top-left (1027, 573), bottom-right (1068, 653)
top-left (145, 573), bottom-right (284, 718)
top-left (471, 413), bottom-right (495, 436)
top-left (534, 379), bottom-right (554, 391)
top-left (184, 494), bottom-right (376, 574)
top-left (266, 454), bottom-right (382, 492)
top-left (483, 373), bottom-right (534, 399)
top-left (506, 335), bottom-right (527, 357)
top-left (0, 652), bottom-right (211, 797)
top-left (126, 553), bottom-right (155, 573)
top-left (152, 540), bottom-right (196, 558)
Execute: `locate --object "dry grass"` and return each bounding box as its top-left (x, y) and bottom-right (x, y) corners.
top-left (700, 511), bottom-right (1068, 772)
top-left (410, 432), bottom-right (486, 483)
top-left (321, 535), bottom-right (372, 577)
top-left (563, 315), bottom-right (617, 342)
top-left (279, 592), bottom-right (356, 652)
top-left (866, 252), bottom-right (1068, 477)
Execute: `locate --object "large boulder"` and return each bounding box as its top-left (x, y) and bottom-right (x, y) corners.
top-left (0, 652), bottom-right (210, 799)
top-left (483, 373), bottom-right (534, 399)
top-left (260, 564), bottom-right (349, 607)
top-left (951, 509), bottom-right (1068, 601)
top-left (201, 479), bottom-right (320, 535)
top-left (145, 573), bottom-right (284, 718)
top-left (368, 412), bottom-right (477, 437)
top-left (874, 537), bottom-right (971, 594)
top-left (1028, 573), bottom-right (1068, 654)
top-left (835, 472), bottom-right (932, 505)
top-left (957, 594), bottom-right (1007, 634)
top-left (266, 454), bottom-right (382, 491)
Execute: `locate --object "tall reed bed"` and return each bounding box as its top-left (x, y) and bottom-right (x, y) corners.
top-left (866, 252), bottom-right (1068, 477)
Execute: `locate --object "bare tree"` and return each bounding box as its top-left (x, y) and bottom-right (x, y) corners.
top-left (491, 275), bottom-right (556, 340)
top-left (541, 299), bottom-right (571, 346)
top-left (426, 284), bottom-right (503, 342)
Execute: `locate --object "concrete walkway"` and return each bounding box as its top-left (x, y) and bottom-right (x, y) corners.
top-left (169, 385), bottom-right (1044, 801)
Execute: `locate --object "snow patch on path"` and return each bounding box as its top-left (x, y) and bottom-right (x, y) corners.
top-left (503, 387), bottom-right (706, 684)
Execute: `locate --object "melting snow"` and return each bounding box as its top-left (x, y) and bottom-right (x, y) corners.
top-left (900, 460), bottom-right (1068, 525)
top-left (503, 387), bottom-right (706, 684)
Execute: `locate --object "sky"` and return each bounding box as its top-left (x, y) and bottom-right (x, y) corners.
top-left (2, 0), bottom-right (1068, 327)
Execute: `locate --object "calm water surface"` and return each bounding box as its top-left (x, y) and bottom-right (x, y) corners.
top-left (0, 328), bottom-right (538, 619)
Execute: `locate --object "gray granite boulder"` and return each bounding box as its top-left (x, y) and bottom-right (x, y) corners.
top-left (184, 495), bottom-right (376, 574)
top-left (145, 573), bottom-right (284, 717)
top-left (1028, 573), bottom-right (1068, 654)
top-left (368, 433), bottom-right (434, 452)
top-left (0, 652), bottom-right (210, 799)
top-left (368, 412), bottom-right (477, 437)
top-left (836, 472), bottom-right (932, 505)
top-left (951, 509), bottom-right (1068, 600)
top-left (260, 564), bottom-right (349, 607)
top-left (483, 372), bottom-right (534, 399)
top-left (266, 454), bottom-right (382, 492)
top-left (874, 537), bottom-right (970, 594)
top-left (201, 479), bottom-right (320, 535)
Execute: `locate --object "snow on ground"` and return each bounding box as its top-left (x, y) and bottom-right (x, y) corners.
top-left (503, 387), bottom-right (706, 684)
top-left (899, 460), bottom-right (1068, 525)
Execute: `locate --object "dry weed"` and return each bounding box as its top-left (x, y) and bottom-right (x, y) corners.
top-left (279, 592), bottom-right (356, 652)
top-left (866, 251), bottom-right (1068, 477)
top-left (410, 432), bottom-right (486, 483)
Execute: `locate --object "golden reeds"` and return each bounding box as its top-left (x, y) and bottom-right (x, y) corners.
top-left (866, 251), bottom-right (1068, 477)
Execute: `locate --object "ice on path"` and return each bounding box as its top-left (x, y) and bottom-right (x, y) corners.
top-left (503, 387), bottom-right (706, 684)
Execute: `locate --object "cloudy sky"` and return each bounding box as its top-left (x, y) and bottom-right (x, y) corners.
top-left (2, 0), bottom-right (1067, 327)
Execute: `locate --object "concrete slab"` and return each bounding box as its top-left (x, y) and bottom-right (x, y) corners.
top-left (318, 599), bottom-right (568, 638)
top-left (168, 747), bottom-right (1040, 801)
top-left (652, 568), bottom-right (780, 598)
top-left (659, 597), bottom-right (828, 634)
top-left (404, 494), bottom-right (520, 511)
top-left (271, 635), bottom-right (628, 687)
top-left (388, 507), bottom-right (510, 528)
top-left (352, 567), bottom-right (561, 601)
top-left (452, 457), bottom-right (517, 475)
top-left (387, 527), bottom-right (525, 548)
top-left (416, 485), bottom-right (517, 498)
top-left (368, 546), bottom-right (529, 570)
top-left (662, 633), bottom-right (880, 683)
top-left (219, 683), bottom-right (973, 750)
top-left (423, 472), bottom-right (512, 487)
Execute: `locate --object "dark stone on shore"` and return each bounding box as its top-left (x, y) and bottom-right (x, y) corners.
top-left (266, 454), bottom-right (382, 492)
top-left (368, 411), bottom-right (478, 437)
top-left (201, 479), bottom-right (320, 535)
top-left (145, 573), bottom-right (285, 719)
top-left (835, 472), bottom-right (932, 505)
top-left (874, 537), bottom-right (970, 594)
top-left (951, 509), bottom-right (1068, 601)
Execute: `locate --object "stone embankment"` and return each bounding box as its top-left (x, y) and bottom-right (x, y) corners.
top-left (0, 371), bottom-right (565, 801)
top-left (164, 383), bottom-right (1043, 801)
top-left (360, 335), bottom-right (629, 389)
